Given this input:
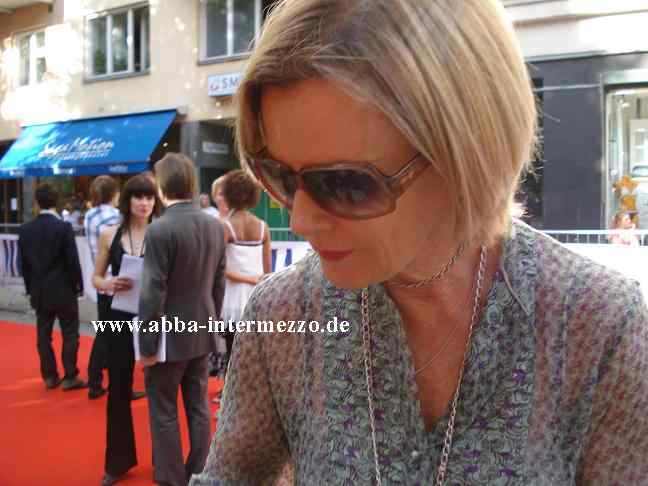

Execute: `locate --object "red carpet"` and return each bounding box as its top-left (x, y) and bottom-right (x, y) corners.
top-left (0, 320), bottom-right (223, 486)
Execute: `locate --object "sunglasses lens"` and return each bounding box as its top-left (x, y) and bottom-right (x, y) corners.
top-left (303, 169), bottom-right (391, 217)
top-left (256, 159), bottom-right (298, 206)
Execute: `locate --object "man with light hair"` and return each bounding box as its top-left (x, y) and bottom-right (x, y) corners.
top-left (199, 193), bottom-right (219, 218)
top-left (211, 175), bottom-right (229, 219)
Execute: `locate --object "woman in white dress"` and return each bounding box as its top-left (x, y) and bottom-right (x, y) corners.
top-left (212, 170), bottom-right (272, 394)
top-left (221, 170), bottom-right (272, 320)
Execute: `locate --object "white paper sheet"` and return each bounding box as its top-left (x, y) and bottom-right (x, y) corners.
top-left (110, 254), bottom-right (143, 314)
top-left (132, 315), bottom-right (166, 362)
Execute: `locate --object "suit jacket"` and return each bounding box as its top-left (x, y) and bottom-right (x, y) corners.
top-left (18, 213), bottom-right (83, 311)
top-left (138, 202), bottom-right (227, 361)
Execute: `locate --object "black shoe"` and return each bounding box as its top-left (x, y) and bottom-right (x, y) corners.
top-left (62, 377), bottom-right (88, 391)
top-left (45, 377), bottom-right (62, 389)
top-left (101, 472), bottom-right (123, 486)
top-left (88, 387), bottom-right (107, 400)
top-left (131, 390), bottom-right (146, 401)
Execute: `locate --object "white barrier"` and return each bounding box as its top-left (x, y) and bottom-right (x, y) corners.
top-left (272, 241), bottom-right (312, 272)
top-left (5, 233), bottom-right (644, 301)
top-left (76, 236), bottom-right (97, 303)
top-left (1, 235), bottom-right (313, 303)
top-left (0, 234), bottom-right (21, 287)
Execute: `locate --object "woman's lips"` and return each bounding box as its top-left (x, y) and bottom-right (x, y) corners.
top-left (314, 247), bottom-right (354, 262)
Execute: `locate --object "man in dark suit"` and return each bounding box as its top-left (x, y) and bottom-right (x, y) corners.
top-left (18, 184), bottom-right (87, 391)
top-left (138, 153), bottom-right (226, 486)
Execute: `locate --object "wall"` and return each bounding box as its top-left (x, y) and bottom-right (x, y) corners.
top-left (0, 0), bottom-right (243, 142)
top-left (507, 1), bottom-right (648, 59)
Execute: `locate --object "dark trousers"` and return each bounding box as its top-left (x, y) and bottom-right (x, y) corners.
top-left (88, 297), bottom-right (110, 390)
top-left (105, 326), bottom-right (137, 476)
top-left (35, 302), bottom-right (80, 381)
top-left (224, 333), bottom-right (235, 363)
top-left (144, 355), bottom-right (210, 486)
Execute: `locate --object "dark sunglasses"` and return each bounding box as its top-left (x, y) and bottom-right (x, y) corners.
top-left (251, 151), bottom-right (430, 220)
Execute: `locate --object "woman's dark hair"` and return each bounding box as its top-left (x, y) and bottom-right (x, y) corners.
top-left (222, 169), bottom-right (261, 210)
top-left (89, 175), bottom-right (119, 206)
top-left (118, 174), bottom-right (161, 227)
top-left (35, 183), bottom-right (57, 210)
top-left (154, 153), bottom-right (197, 200)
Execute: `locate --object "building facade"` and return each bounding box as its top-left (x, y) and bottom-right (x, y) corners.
top-left (0, 0), bottom-right (282, 225)
top-left (506, 0), bottom-right (648, 229)
top-left (3, 0), bottom-right (648, 231)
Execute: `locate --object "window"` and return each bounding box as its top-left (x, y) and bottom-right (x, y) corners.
top-left (87, 4), bottom-right (150, 78)
top-left (606, 88), bottom-right (648, 228)
top-left (16, 30), bottom-right (46, 86)
top-left (201, 0), bottom-right (262, 60)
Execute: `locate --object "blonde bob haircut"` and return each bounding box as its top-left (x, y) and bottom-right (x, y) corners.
top-left (236, 0), bottom-right (537, 244)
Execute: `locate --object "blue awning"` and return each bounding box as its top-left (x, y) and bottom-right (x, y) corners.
top-left (0, 109), bottom-right (176, 178)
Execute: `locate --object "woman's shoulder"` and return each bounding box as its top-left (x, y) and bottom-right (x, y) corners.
top-left (243, 211), bottom-right (267, 232)
top-left (509, 219), bottom-right (645, 338)
top-left (525, 222), bottom-right (640, 293)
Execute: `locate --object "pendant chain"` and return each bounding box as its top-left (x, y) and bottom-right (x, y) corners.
top-left (361, 245), bottom-right (487, 485)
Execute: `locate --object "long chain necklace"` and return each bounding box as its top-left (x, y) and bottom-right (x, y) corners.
top-left (413, 321), bottom-right (461, 376)
top-left (388, 243), bottom-right (466, 288)
top-left (127, 227), bottom-right (145, 257)
top-left (361, 244), bottom-right (487, 486)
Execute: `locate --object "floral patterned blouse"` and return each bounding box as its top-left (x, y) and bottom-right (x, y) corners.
top-left (190, 220), bottom-right (648, 485)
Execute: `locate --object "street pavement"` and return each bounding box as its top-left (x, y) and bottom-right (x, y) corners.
top-left (0, 286), bottom-right (98, 336)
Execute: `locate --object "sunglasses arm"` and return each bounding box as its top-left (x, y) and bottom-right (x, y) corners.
top-left (387, 154), bottom-right (430, 196)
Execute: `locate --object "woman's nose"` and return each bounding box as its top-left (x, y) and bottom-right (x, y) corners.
top-left (290, 189), bottom-right (333, 237)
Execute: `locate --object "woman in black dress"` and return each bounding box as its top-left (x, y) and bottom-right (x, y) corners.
top-left (91, 175), bottom-right (160, 485)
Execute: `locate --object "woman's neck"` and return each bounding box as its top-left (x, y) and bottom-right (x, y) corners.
top-left (387, 242), bottom-right (499, 334)
top-left (129, 216), bottom-right (149, 231)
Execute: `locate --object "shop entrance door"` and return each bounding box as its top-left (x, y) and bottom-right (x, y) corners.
top-left (605, 88), bottom-right (648, 229)
top-left (630, 119), bottom-right (648, 172)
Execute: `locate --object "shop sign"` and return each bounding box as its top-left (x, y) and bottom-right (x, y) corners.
top-left (108, 164), bottom-right (129, 173)
top-left (8, 169), bottom-right (24, 178)
top-left (52, 167), bottom-right (75, 175)
top-left (38, 137), bottom-right (115, 161)
top-left (202, 141), bottom-right (229, 154)
top-left (208, 73), bottom-right (243, 97)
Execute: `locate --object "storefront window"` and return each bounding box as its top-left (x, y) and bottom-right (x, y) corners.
top-left (606, 88), bottom-right (648, 229)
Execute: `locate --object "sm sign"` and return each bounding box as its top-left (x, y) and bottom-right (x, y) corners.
top-left (208, 73), bottom-right (243, 97)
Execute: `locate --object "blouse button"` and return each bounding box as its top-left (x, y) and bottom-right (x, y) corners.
top-left (411, 449), bottom-right (421, 461)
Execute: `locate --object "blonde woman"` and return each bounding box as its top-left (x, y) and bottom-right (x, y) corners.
top-left (211, 175), bottom-right (230, 220)
top-left (192, 1), bottom-right (648, 484)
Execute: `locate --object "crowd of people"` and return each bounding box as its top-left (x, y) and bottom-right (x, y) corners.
top-left (17, 157), bottom-right (272, 486)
